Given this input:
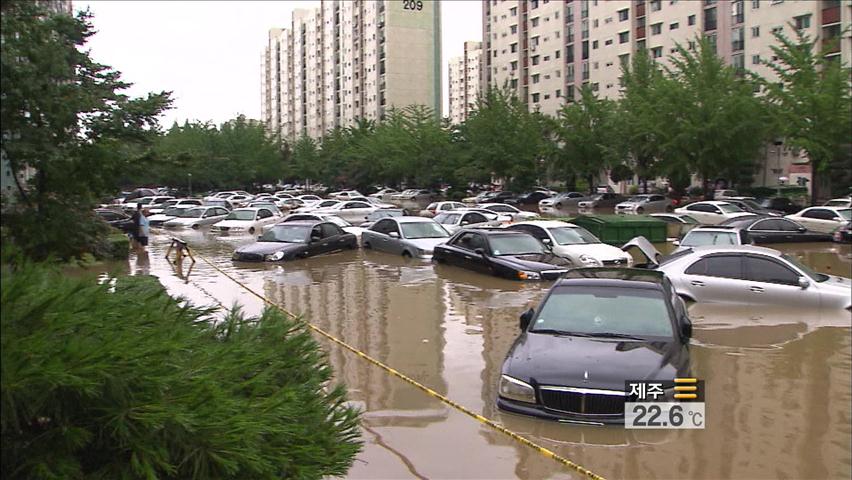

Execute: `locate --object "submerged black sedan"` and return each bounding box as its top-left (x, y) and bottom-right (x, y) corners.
top-left (232, 220), bottom-right (357, 262)
top-left (719, 215), bottom-right (833, 243)
top-left (433, 228), bottom-right (572, 280)
top-left (497, 268), bottom-right (692, 424)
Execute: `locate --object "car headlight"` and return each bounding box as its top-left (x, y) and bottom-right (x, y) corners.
top-left (517, 271), bottom-right (541, 280)
top-left (499, 375), bottom-right (536, 404)
top-left (265, 251), bottom-right (285, 261)
top-left (579, 254), bottom-right (602, 266)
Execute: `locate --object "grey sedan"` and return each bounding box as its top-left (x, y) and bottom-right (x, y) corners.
top-left (626, 239), bottom-right (851, 310)
top-left (361, 216), bottom-right (451, 259)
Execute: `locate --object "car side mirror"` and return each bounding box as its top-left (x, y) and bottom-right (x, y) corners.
top-left (797, 227), bottom-right (806, 233)
top-left (461, 221), bottom-right (469, 226)
top-left (474, 248), bottom-right (486, 256)
top-left (672, 240), bottom-right (680, 246)
top-left (798, 276), bottom-right (810, 289)
top-left (520, 308), bottom-right (535, 331)
top-left (541, 238), bottom-right (552, 245)
top-left (389, 231), bottom-right (400, 238)
top-left (681, 321), bottom-right (692, 339)
top-left (310, 235), bottom-right (321, 243)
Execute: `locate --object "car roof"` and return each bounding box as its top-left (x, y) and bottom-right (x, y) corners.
top-left (509, 220), bottom-right (575, 228)
top-left (390, 216), bottom-right (438, 223)
top-left (691, 225), bottom-right (742, 231)
top-left (687, 245), bottom-right (782, 257)
top-left (690, 200), bottom-right (734, 206)
top-left (273, 220), bottom-right (322, 227)
top-left (556, 267), bottom-right (666, 289)
top-left (460, 227), bottom-right (529, 236)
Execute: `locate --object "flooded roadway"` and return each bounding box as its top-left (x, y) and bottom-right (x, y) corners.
top-left (119, 210), bottom-right (852, 480)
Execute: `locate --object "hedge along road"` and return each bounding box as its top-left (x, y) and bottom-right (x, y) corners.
top-left (126, 229), bottom-right (852, 480)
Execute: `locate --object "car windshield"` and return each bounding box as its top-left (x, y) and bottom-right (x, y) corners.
top-left (434, 213), bottom-right (461, 224)
top-left (401, 222), bottom-right (448, 239)
top-left (825, 200), bottom-right (849, 207)
top-left (682, 230), bottom-right (738, 247)
top-left (137, 198), bottom-right (153, 205)
top-left (163, 207), bottom-right (187, 216)
top-left (719, 203), bottom-right (744, 213)
top-left (260, 225), bottom-right (310, 243)
top-left (681, 215), bottom-right (700, 224)
top-left (226, 210), bottom-right (257, 221)
top-left (628, 196), bottom-right (650, 202)
top-left (179, 208), bottom-right (205, 218)
top-left (741, 199), bottom-right (763, 210)
top-left (367, 210), bottom-right (402, 221)
top-left (530, 286), bottom-right (673, 337)
top-left (160, 200), bottom-right (178, 208)
top-left (782, 254), bottom-right (830, 282)
top-left (327, 216), bottom-right (352, 227)
top-left (549, 226), bottom-right (600, 245)
top-left (489, 234), bottom-right (544, 256)
top-left (318, 201), bottom-right (338, 207)
top-left (838, 209), bottom-right (852, 220)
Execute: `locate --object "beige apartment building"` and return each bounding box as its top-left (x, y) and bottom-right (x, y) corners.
top-left (261, 0), bottom-right (441, 141)
top-left (482, 0), bottom-right (851, 188)
top-left (448, 41), bottom-right (483, 124)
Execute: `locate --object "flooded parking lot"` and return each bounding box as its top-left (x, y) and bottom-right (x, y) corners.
top-left (121, 216), bottom-right (852, 479)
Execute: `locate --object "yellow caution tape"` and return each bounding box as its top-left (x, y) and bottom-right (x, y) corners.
top-left (189, 248), bottom-right (607, 480)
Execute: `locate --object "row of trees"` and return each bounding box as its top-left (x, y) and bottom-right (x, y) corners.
top-left (282, 33), bottom-right (849, 201)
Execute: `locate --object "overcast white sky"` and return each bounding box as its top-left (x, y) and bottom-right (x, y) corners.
top-left (75, 0), bottom-right (482, 127)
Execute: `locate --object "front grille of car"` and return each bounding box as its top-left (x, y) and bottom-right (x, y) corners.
top-left (216, 226), bottom-right (230, 232)
top-left (602, 259), bottom-right (626, 267)
top-left (539, 387), bottom-right (626, 415)
top-left (234, 252), bottom-right (264, 262)
top-left (540, 269), bottom-right (568, 280)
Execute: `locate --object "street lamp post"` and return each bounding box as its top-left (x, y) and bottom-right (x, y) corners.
top-left (188, 173), bottom-right (192, 197)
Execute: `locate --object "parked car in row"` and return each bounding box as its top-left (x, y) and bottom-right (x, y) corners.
top-left (312, 200), bottom-right (380, 223)
top-left (673, 201), bottom-right (755, 225)
top-left (203, 199), bottom-right (235, 211)
top-left (539, 192), bottom-right (588, 211)
top-left (577, 192), bottom-right (626, 210)
top-left (434, 211), bottom-right (502, 234)
top-left (148, 206), bottom-right (196, 227)
top-left (122, 195), bottom-right (174, 213)
top-left (463, 191), bottom-right (515, 204)
top-left (673, 226), bottom-right (750, 253)
top-left (328, 190), bottom-right (364, 200)
top-left (719, 216), bottom-right (833, 243)
top-left (785, 207), bottom-right (851, 234)
top-left (477, 203), bottom-right (539, 221)
top-left (360, 208), bottom-right (409, 228)
top-left (211, 207), bottom-right (281, 234)
top-left (626, 240), bottom-right (851, 310)
top-left (420, 201), bottom-right (467, 218)
top-left (723, 197), bottom-right (782, 217)
top-left (147, 198), bottom-right (202, 215)
top-left (232, 221), bottom-right (357, 262)
top-left (615, 194), bottom-right (674, 214)
top-left (433, 228), bottom-right (572, 281)
top-left (294, 199), bottom-right (340, 213)
top-left (758, 197), bottom-right (800, 215)
top-left (163, 206), bottom-right (230, 229)
top-left (369, 188), bottom-right (399, 201)
top-left (505, 221), bottom-right (633, 267)
top-left (362, 217), bottom-right (450, 259)
top-left (277, 213), bottom-right (365, 240)
top-left (391, 189), bottom-right (436, 202)
top-left (498, 268), bottom-right (692, 424)
top-left (824, 197), bottom-right (852, 209)
top-left (507, 191), bottom-right (552, 206)
top-left (649, 213), bottom-right (700, 226)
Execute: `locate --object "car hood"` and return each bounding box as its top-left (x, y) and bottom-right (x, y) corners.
top-left (496, 252), bottom-right (573, 271)
top-left (727, 212), bottom-right (758, 220)
top-left (403, 237), bottom-right (449, 252)
top-left (235, 241), bottom-right (304, 255)
top-left (616, 201), bottom-right (643, 208)
top-left (504, 334), bottom-right (682, 390)
top-left (818, 275), bottom-right (852, 293)
top-left (213, 219), bottom-right (253, 228)
top-left (164, 217), bottom-right (201, 226)
top-left (552, 243), bottom-right (631, 263)
top-left (148, 214), bottom-right (174, 222)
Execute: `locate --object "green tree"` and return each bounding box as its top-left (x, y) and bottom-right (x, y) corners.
top-left (760, 28), bottom-right (852, 201)
top-left (555, 86), bottom-right (618, 193)
top-left (1, 3), bottom-right (172, 259)
top-left (657, 37), bottom-right (768, 196)
top-left (1, 258), bottom-right (361, 479)
top-left (289, 135), bottom-right (322, 184)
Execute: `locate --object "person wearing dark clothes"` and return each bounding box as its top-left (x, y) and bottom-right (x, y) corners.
top-left (130, 205), bottom-right (142, 248)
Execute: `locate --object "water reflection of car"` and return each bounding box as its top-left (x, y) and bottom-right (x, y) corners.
top-left (232, 221), bottom-right (357, 262)
top-left (163, 206), bottom-right (230, 229)
top-left (505, 221), bottom-right (633, 267)
top-left (211, 207), bottom-right (281, 234)
top-left (497, 268), bottom-right (692, 424)
top-left (615, 194), bottom-right (673, 214)
top-left (718, 216), bottom-right (833, 243)
top-left (833, 221), bottom-right (851, 243)
top-left (538, 192), bottom-right (588, 211)
top-left (362, 217), bottom-right (451, 259)
top-left (433, 228), bottom-right (571, 281)
top-left (433, 210), bottom-right (502, 234)
top-left (577, 193), bottom-right (626, 209)
top-left (785, 207), bottom-right (852, 234)
top-left (627, 240), bottom-right (852, 309)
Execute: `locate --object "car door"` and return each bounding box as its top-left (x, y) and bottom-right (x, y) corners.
top-left (746, 218), bottom-right (786, 243)
top-left (321, 223), bottom-right (350, 252)
top-left (455, 232), bottom-right (491, 273)
top-left (799, 208), bottom-right (837, 233)
top-left (679, 254), bottom-right (750, 303)
top-left (741, 255), bottom-right (820, 308)
top-left (368, 219), bottom-right (397, 254)
top-left (255, 209), bottom-right (276, 229)
top-left (306, 225), bottom-right (326, 256)
top-left (341, 201), bottom-right (373, 222)
top-left (684, 204), bottom-right (711, 224)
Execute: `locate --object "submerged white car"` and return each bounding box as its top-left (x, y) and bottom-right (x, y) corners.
top-left (274, 213), bottom-right (365, 240)
top-left (211, 207), bottom-right (281, 234)
top-left (163, 206), bottom-right (230, 229)
top-left (477, 203), bottom-right (539, 221)
top-left (505, 220), bottom-right (633, 267)
top-left (433, 210), bottom-right (502, 234)
top-left (786, 207), bottom-right (852, 234)
top-left (674, 201), bottom-right (756, 225)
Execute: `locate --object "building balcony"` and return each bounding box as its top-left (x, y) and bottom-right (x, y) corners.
top-left (636, 26), bottom-right (646, 38)
top-left (636, 2), bottom-right (645, 17)
top-left (821, 37), bottom-right (841, 54)
top-left (821, 6), bottom-right (840, 25)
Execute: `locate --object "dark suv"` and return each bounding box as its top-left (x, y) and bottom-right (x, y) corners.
top-left (497, 268), bottom-right (692, 424)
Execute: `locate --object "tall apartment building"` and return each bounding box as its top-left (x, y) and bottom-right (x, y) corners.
top-left (482, 0), bottom-right (851, 187)
top-left (261, 0), bottom-right (441, 141)
top-left (448, 41), bottom-right (483, 124)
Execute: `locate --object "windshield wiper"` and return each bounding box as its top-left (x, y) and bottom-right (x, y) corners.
top-left (530, 329), bottom-right (594, 337)
top-left (591, 332), bottom-right (644, 340)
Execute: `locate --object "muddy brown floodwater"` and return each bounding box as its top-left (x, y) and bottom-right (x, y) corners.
top-left (112, 208), bottom-right (852, 479)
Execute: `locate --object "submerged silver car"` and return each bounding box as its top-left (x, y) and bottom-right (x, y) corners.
top-left (625, 238), bottom-right (851, 311)
top-left (361, 216), bottom-right (451, 259)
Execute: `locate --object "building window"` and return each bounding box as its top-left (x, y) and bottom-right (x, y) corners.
top-left (511, 43), bottom-right (518, 52)
top-left (752, 26), bottom-right (759, 37)
top-left (591, 82), bottom-right (599, 92)
top-left (771, 26), bottom-right (783, 35)
top-left (582, 40), bottom-right (589, 59)
top-left (670, 22), bottom-right (679, 30)
top-left (593, 19), bottom-right (599, 28)
top-left (532, 74), bottom-right (540, 83)
top-left (531, 0), bottom-right (539, 9)
top-left (794, 14), bottom-right (810, 30)
top-left (532, 92), bottom-right (540, 102)
top-left (582, 61), bottom-right (589, 80)
top-left (651, 23), bottom-right (662, 35)
top-left (567, 64), bottom-right (575, 81)
top-left (618, 8), bottom-right (629, 21)
top-left (732, 26), bottom-right (744, 51)
top-left (531, 17), bottom-right (540, 27)
top-left (619, 31), bottom-right (629, 43)
top-left (704, 7), bottom-right (717, 31)
top-left (752, 54), bottom-right (760, 64)
top-left (532, 55), bottom-right (540, 65)
top-left (511, 24), bottom-right (518, 34)
top-left (510, 60), bottom-right (518, 70)
top-left (582, 19), bottom-right (589, 39)
top-left (555, 50), bottom-right (561, 59)
top-left (592, 40), bottom-right (599, 49)
top-left (619, 53), bottom-right (630, 68)
top-left (544, 93), bottom-right (551, 100)
top-left (732, 53), bottom-right (745, 72)
top-left (651, 46), bottom-right (663, 58)
top-left (605, 38), bottom-right (613, 45)
top-left (556, 89), bottom-right (561, 97)
top-left (732, 0), bottom-right (745, 23)
top-left (510, 7), bottom-right (517, 16)
top-left (752, 0), bottom-right (759, 8)
top-left (650, 0), bottom-right (661, 12)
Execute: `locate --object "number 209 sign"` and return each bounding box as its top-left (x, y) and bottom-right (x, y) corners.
top-left (403, 0), bottom-right (424, 11)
